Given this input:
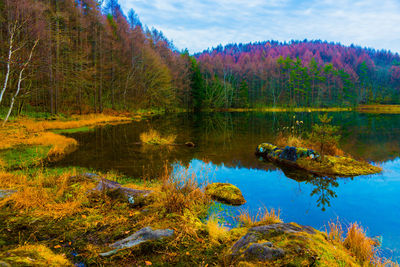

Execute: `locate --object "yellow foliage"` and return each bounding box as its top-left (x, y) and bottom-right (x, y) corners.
top-left (140, 129), bottom-right (176, 145)
top-left (238, 206), bottom-right (282, 227)
top-left (344, 223), bottom-right (376, 264)
top-left (206, 215), bottom-right (228, 244)
top-left (1, 244), bottom-right (72, 266)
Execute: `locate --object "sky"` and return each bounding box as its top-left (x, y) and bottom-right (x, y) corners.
top-left (118, 0), bottom-right (400, 54)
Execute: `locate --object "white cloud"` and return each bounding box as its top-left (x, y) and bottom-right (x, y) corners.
top-left (119, 0), bottom-right (400, 54)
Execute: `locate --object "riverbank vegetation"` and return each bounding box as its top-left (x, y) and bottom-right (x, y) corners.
top-left (0, 163), bottom-right (392, 266)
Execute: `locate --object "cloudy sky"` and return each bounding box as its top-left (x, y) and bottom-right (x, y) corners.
top-left (118, 0), bottom-right (400, 54)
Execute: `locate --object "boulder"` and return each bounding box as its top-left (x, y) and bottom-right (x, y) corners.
top-left (100, 227), bottom-right (174, 257)
top-left (229, 223), bottom-right (316, 264)
top-left (205, 183), bottom-right (246, 205)
top-left (80, 173), bottom-right (152, 205)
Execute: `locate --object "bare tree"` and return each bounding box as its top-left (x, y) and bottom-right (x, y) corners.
top-left (3, 39), bottom-right (39, 126)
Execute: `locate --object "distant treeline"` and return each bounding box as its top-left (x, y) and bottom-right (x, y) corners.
top-left (195, 41), bottom-right (400, 108)
top-left (1, 0), bottom-right (400, 115)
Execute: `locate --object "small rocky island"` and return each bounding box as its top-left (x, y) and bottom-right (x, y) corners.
top-left (256, 143), bottom-right (382, 177)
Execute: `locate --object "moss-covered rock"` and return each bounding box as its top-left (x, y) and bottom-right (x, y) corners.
top-left (256, 143), bottom-right (381, 177)
top-left (205, 183), bottom-right (246, 205)
top-left (226, 222), bottom-right (360, 266)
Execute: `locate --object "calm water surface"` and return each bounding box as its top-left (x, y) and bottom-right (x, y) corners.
top-left (57, 112), bottom-right (400, 260)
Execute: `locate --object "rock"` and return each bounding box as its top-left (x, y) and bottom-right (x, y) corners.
top-left (0, 189), bottom-right (16, 199)
top-left (280, 146), bottom-right (298, 161)
top-left (244, 243), bottom-right (285, 261)
top-left (205, 183), bottom-right (246, 205)
top-left (100, 227), bottom-right (174, 257)
top-left (229, 223), bottom-right (315, 264)
top-left (256, 143), bottom-right (320, 163)
top-left (87, 175), bottom-right (152, 205)
top-left (185, 142), bottom-right (195, 147)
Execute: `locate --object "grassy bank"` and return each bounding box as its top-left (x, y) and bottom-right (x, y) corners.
top-left (0, 113), bottom-right (134, 169)
top-left (0, 165), bottom-right (392, 266)
top-left (357, 105), bottom-right (400, 114)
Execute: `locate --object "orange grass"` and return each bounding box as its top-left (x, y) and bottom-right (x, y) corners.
top-left (0, 114), bottom-right (132, 164)
top-left (140, 129), bottom-right (176, 145)
top-left (238, 206), bottom-right (282, 227)
top-left (0, 169), bottom-right (93, 219)
top-left (326, 220), bottom-right (396, 266)
top-left (156, 163), bottom-right (210, 215)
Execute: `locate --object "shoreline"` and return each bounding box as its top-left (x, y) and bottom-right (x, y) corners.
top-left (0, 111), bottom-right (394, 266)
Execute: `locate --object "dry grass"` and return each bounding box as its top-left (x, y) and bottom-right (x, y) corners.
top-left (275, 132), bottom-right (346, 157)
top-left (358, 105), bottom-right (400, 114)
top-left (326, 220), bottom-right (397, 266)
top-left (157, 164), bottom-right (210, 215)
top-left (0, 114), bottom-right (131, 166)
top-left (0, 244), bottom-right (72, 266)
top-left (238, 206), bottom-right (282, 227)
top-left (206, 215), bottom-right (228, 244)
top-left (140, 129), bottom-right (176, 145)
top-left (343, 223), bottom-right (377, 264)
top-left (0, 169), bottom-right (92, 219)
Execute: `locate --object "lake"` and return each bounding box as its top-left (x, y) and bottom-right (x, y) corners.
top-left (56, 112), bottom-right (400, 261)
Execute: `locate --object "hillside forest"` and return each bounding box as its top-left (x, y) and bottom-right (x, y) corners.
top-left (1, 0), bottom-right (400, 115)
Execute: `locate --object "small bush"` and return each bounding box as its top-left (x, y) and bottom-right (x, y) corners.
top-left (140, 129), bottom-right (176, 145)
top-left (238, 206), bottom-right (281, 227)
top-left (206, 215), bottom-right (228, 244)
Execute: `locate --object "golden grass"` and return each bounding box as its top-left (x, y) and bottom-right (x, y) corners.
top-left (238, 206), bottom-right (282, 227)
top-left (156, 164), bottom-right (210, 215)
top-left (326, 220), bottom-right (397, 266)
top-left (0, 169), bottom-right (92, 219)
top-left (0, 114), bottom-right (132, 166)
top-left (214, 107), bottom-right (352, 112)
top-left (206, 215), bottom-right (228, 244)
top-left (0, 244), bottom-right (72, 266)
top-left (140, 129), bottom-right (176, 145)
top-left (343, 223), bottom-right (377, 264)
top-left (357, 105), bottom-right (400, 114)
top-left (275, 132), bottom-right (346, 157)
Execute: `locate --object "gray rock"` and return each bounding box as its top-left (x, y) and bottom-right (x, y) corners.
top-left (100, 227), bottom-right (174, 256)
top-left (230, 223), bottom-right (315, 263)
top-left (0, 189), bottom-right (16, 199)
top-left (244, 243), bottom-right (285, 261)
top-left (89, 176), bottom-right (152, 205)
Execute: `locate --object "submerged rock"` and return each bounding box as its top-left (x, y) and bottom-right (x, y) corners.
top-left (205, 182), bottom-right (246, 205)
top-left (100, 227), bottom-right (174, 257)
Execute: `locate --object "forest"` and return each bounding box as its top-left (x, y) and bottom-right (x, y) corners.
top-left (1, 0), bottom-right (400, 116)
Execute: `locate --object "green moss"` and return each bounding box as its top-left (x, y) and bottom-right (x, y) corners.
top-left (0, 145), bottom-right (51, 169)
top-left (297, 156), bottom-right (382, 177)
top-left (52, 126), bottom-right (93, 134)
top-left (205, 183), bottom-right (246, 205)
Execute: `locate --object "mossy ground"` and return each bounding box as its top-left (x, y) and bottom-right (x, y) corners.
top-left (0, 166), bottom-right (382, 266)
top-left (297, 156), bottom-right (382, 177)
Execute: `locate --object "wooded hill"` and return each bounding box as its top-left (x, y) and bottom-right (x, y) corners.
top-left (1, 0), bottom-right (400, 115)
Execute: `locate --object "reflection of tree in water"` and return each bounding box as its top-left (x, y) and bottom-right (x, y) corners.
top-left (307, 176), bottom-right (339, 211)
top-left (202, 113), bottom-right (234, 150)
top-left (279, 166), bottom-right (339, 211)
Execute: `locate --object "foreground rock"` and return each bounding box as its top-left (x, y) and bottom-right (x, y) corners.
top-left (100, 227), bottom-right (174, 257)
top-left (205, 182), bottom-right (246, 205)
top-left (79, 173), bottom-right (152, 205)
top-left (228, 223), bottom-right (318, 265)
top-left (256, 143), bottom-right (382, 177)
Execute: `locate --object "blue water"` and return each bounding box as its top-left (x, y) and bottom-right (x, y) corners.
top-left (175, 157), bottom-right (400, 260)
top-left (59, 112), bottom-right (400, 261)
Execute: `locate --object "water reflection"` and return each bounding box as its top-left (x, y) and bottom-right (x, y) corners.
top-left (55, 112), bottom-right (400, 260)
